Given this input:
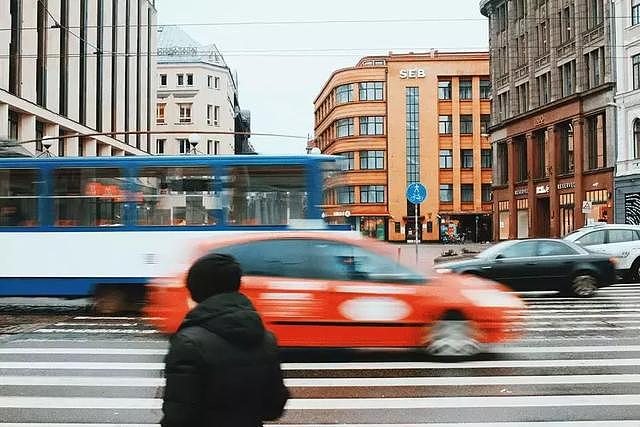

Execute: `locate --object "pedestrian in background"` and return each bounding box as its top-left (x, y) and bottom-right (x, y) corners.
top-left (161, 253), bottom-right (289, 427)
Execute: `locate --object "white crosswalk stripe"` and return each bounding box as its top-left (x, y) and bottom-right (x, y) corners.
top-left (1, 283), bottom-right (640, 425)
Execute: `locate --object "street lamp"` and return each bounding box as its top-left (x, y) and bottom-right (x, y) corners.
top-left (37, 135), bottom-right (55, 157)
top-left (188, 133), bottom-right (201, 155)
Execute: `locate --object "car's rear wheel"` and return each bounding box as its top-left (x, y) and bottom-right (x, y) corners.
top-left (426, 315), bottom-right (480, 358)
top-left (569, 274), bottom-right (599, 298)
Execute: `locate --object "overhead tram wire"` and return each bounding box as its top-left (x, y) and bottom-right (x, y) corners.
top-left (0, 14), bottom-right (637, 31)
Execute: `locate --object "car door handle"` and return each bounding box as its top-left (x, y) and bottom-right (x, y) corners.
top-left (525, 262), bottom-right (538, 266)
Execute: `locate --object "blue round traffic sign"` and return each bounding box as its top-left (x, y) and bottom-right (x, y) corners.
top-left (406, 183), bottom-right (428, 204)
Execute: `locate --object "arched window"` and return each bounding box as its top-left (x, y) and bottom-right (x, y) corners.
top-left (634, 119), bottom-right (640, 159)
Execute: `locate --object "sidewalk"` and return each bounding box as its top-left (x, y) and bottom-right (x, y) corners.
top-left (389, 242), bottom-right (493, 272)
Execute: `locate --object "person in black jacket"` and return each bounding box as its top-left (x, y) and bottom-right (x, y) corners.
top-left (161, 253), bottom-right (289, 427)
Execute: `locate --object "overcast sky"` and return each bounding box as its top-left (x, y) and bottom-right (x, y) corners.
top-left (155, 0), bottom-right (489, 154)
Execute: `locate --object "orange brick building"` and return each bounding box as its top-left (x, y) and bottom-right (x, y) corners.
top-left (313, 52), bottom-right (492, 242)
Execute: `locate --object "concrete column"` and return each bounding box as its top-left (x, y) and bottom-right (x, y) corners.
top-left (0, 0), bottom-right (10, 91)
top-left (573, 118), bottom-right (585, 227)
top-left (526, 132), bottom-right (536, 237)
top-left (507, 138), bottom-right (517, 239)
top-left (0, 103), bottom-right (8, 138)
top-left (19, 114), bottom-right (36, 154)
top-left (548, 125), bottom-right (560, 238)
top-left (84, 137), bottom-right (98, 156)
top-left (21, 0), bottom-right (38, 103)
top-left (44, 122), bottom-right (60, 156)
top-left (98, 143), bottom-right (112, 156)
top-left (65, 135), bottom-right (79, 156)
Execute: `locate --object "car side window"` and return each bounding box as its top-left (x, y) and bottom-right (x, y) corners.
top-left (307, 240), bottom-right (425, 284)
top-left (215, 239), bottom-right (312, 279)
top-left (499, 241), bottom-right (538, 259)
top-left (608, 229), bottom-right (639, 244)
top-left (537, 241), bottom-right (577, 256)
top-left (576, 230), bottom-right (606, 246)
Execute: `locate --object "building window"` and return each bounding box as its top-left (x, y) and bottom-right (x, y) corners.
top-left (178, 138), bottom-right (189, 154)
top-left (336, 118), bottom-right (354, 137)
top-left (439, 149), bottom-right (453, 169)
top-left (8, 110), bottom-right (18, 140)
top-left (585, 48), bottom-right (604, 89)
top-left (206, 140), bottom-right (212, 154)
top-left (497, 142), bottom-right (508, 185)
top-left (36, 0), bottom-right (47, 107)
top-left (634, 119), bottom-right (640, 159)
top-left (561, 5), bottom-right (574, 42)
top-left (339, 152), bottom-right (354, 170)
top-left (535, 130), bottom-right (547, 178)
top-left (214, 106), bottom-right (220, 126)
top-left (207, 105), bottom-right (213, 125)
top-left (559, 123), bottom-right (575, 174)
top-left (461, 184), bottom-right (474, 203)
top-left (537, 72), bottom-right (551, 105)
top-left (481, 115), bottom-right (490, 134)
top-left (460, 115), bottom-right (473, 134)
top-left (516, 139), bottom-right (528, 182)
top-left (360, 116), bottom-right (384, 135)
top-left (438, 80), bottom-right (452, 100)
top-left (440, 184), bottom-right (453, 202)
top-left (516, 83), bottom-right (529, 114)
top-left (59, 0), bottom-right (68, 116)
top-left (461, 149), bottom-right (474, 169)
top-left (178, 104), bottom-right (192, 124)
top-left (536, 20), bottom-right (549, 56)
top-left (586, 113), bottom-right (606, 169)
top-left (156, 139), bottom-right (165, 154)
top-left (186, 74), bottom-right (194, 86)
top-left (587, 0), bottom-right (604, 29)
top-left (359, 82), bottom-right (383, 101)
top-left (214, 140), bottom-right (220, 155)
top-left (215, 76), bottom-right (220, 89)
top-left (207, 75), bottom-right (212, 88)
top-left (439, 115), bottom-right (452, 134)
top-left (360, 185), bottom-right (385, 203)
top-left (338, 186), bottom-right (355, 204)
top-left (156, 103), bottom-right (165, 125)
top-left (9, 0), bottom-right (22, 96)
top-left (335, 84), bottom-right (354, 104)
top-left (177, 74), bottom-right (184, 86)
top-left (480, 79), bottom-right (491, 99)
top-left (481, 184), bottom-right (492, 202)
top-left (35, 121), bottom-right (44, 153)
top-left (360, 150), bottom-right (384, 170)
top-left (459, 80), bottom-right (472, 100)
top-left (160, 74), bottom-right (167, 86)
top-left (634, 54), bottom-right (640, 90)
top-left (497, 91), bottom-right (510, 122)
top-left (634, 0), bottom-right (640, 26)
top-left (406, 87), bottom-right (420, 185)
top-left (560, 61), bottom-right (576, 97)
top-left (481, 149), bottom-right (492, 168)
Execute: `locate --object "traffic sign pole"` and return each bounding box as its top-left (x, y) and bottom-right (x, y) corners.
top-left (414, 201), bottom-right (419, 264)
top-left (406, 183), bottom-right (428, 266)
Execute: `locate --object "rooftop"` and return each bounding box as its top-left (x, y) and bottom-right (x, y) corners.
top-left (157, 25), bottom-right (227, 67)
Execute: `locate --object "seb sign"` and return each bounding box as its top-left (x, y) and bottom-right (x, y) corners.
top-left (400, 68), bottom-right (426, 79)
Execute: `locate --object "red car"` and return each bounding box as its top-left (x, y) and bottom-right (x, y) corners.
top-left (145, 232), bottom-right (525, 357)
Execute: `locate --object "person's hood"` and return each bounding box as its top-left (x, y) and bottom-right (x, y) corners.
top-left (179, 292), bottom-right (266, 347)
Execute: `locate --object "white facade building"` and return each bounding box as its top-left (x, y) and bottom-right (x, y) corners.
top-left (0, 0), bottom-right (157, 157)
top-left (154, 26), bottom-right (238, 156)
top-left (614, 0), bottom-right (640, 224)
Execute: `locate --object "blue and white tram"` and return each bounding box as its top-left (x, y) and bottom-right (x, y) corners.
top-left (0, 154), bottom-right (343, 311)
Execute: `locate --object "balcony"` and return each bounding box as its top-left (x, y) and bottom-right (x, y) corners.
top-left (514, 64), bottom-right (529, 81)
top-left (534, 54), bottom-right (550, 70)
top-left (496, 74), bottom-right (509, 89)
top-left (556, 40), bottom-right (576, 60)
top-left (583, 24), bottom-right (604, 47)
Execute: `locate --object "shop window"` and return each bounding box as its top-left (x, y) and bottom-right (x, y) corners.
top-left (0, 169), bottom-right (39, 227)
top-left (53, 168), bottom-right (125, 227)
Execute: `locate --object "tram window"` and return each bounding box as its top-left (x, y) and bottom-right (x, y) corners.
top-left (137, 167), bottom-right (217, 226)
top-left (224, 165), bottom-right (307, 225)
top-left (53, 168), bottom-right (125, 227)
top-left (0, 169), bottom-right (39, 227)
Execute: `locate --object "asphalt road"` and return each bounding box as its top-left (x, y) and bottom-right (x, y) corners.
top-left (1, 283), bottom-right (640, 425)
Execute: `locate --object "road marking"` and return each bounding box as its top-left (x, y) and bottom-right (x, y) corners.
top-left (34, 329), bottom-right (159, 334)
top-left (5, 373), bottom-right (640, 388)
top-left (511, 325), bottom-right (640, 332)
top-left (512, 313), bottom-right (640, 319)
top-left (497, 345), bottom-right (640, 353)
top-left (4, 358), bottom-right (640, 371)
top-left (521, 320), bottom-right (640, 325)
top-left (73, 316), bottom-right (160, 321)
top-left (525, 304), bottom-right (640, 309)
top-left (2, 423), bottom-right (640, 427)
top-left (53, 323), bottom-right (141, 327)
top-left (0, 348), bottom-right (167, 355)
top-left (0, 424), bottom-right (158, 427)
top-left (3, 394), bottom-right (640, 410)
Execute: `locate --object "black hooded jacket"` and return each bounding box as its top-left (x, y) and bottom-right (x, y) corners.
top-left (161, 292), bottom-right (289, 427)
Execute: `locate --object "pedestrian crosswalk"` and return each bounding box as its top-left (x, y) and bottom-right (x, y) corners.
top-left (1, 283), bottom-right (640, 425)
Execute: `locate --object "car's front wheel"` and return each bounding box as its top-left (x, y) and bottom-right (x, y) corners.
top-left (425, 315), bottom-right (480, 358)
top-left (568, 274), bottom-right (599, 297)
top-left (627, 258), bottom-right (640, 283)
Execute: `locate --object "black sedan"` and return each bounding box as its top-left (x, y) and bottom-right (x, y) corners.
top-left (435, 239), bottom-right (617, 297)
